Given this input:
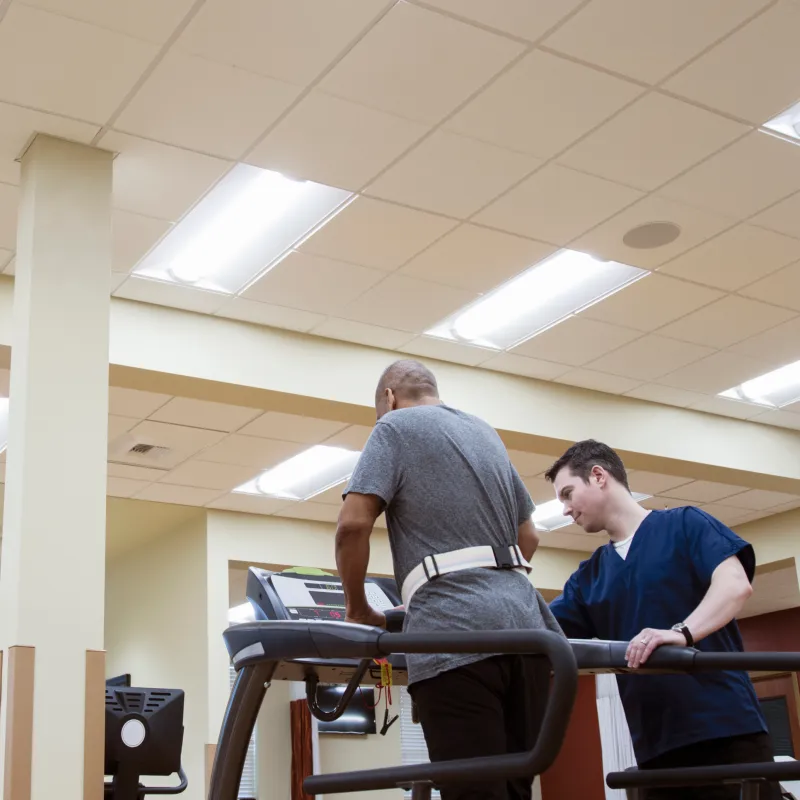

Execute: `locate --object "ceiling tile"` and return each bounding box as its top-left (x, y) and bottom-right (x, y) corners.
top-left (0, 250), bottom-right (12, 272)
top-left (107, 476), bottom-right (152, 498)
top-left (107, 462), bottom-right (168, 481)
top-left (318, 2), bottom-right (524, 124)
top-left (127, 419), bottom-right (227, 459)
top-left (324, 425), bottom-right (374, 450)
top-left (624, 383), bottom-right (709, 408)
top-left (421, 0), bottom-right (585, 42)
top-left (752, 409), bottom-right (800, 431)
top-left (689, 395), bottom-right (765, 420)
top-left (22, 0), bottom-right (198, 43)
top-left (149, 397), bottom-right (262, 432)
top-left (0, 183), bottom-right (18, 250)
top-left (581, 274), bottom-right (722, 332)
top-left (159, 459), bottom-right (259, 491)
top-left (313, 483), bottom-right (348, 506)
top-left (555, 368), bottom-right (644, 394)
top-left (300, 197), bottom-right (458, 271)
top-left (115, 51), bottom-right (301, 159)
top-left (446, 49), bottom-right (643, 160)
top-left (108, 414), bottom-right (139, 440)
top-left (215, 298), bottom-right (325, 333)
top-left (572, 195), bottom-right (735, 270)
top-left (751, 192), bottom-right (800, 240)
top-left (658, 351), bottom-right (768, 395)
top-left (475, 164), bottom-right (643, 245)
top-left (112, 210), bottom-right (171, 273)
top-left (657, 296), bottom-right (796, 349)
top-left (200, 434), bottom-right (305, 468)
top-left (586, 335), bottom-right (714, 382)
top-left (110, 270), bottom-right (134, 297)
top-left (239, 412), bottom-right (348, 444)
top-left (727, 316), bottom-right (800, 371)
top-left (309, 318), bottom-right (415, 350)
top-left (101, 131), bottom-right (231, 222)
top-left (246, 90), bottom-right (427, 191)
top-left (664, 1), bottom-right (800, 123)
top-left (558, 94), bottom-right (747, 191)
top-left (114, 276), bottom-right (227, 314)
top-left (512, 316), bottom-right (642, 366)
top-left (642, 495), bottom-right (700, 512)
top-left (481, 352), bottom-right (570, 381)
top-left (108, 387), bottom-right (171, 418)
top-left (177, 0), bottom-right (387, 86)
top-left (337, 274), bottom-right (476, 332)
top-left (398, 336), bottom-right (495, 367)
top-left (0, 101), bottom-right (99, 185)
top-left (524, 477), bottom-right (554, 504)
top-left (659, 132), bottom-right (800, 220)
top-left (277, 501), bottom-right (341, 524)
top-left (400, 225), bottom-right (555, 293)
top-left (543, 0), bottom-right (771, 84)
top-left (508, 450), bottom-right (557, 478)
top-left (697, 503), bottom-right (752, 526)
top-left (0, 4), bottom-right (158, 122)
top-left (136, 483), bottom-right (224, 506)
top-left (365, 130), bottom-right (540, 218)
top-left (628, 471), bottom-right (693, 496)
top-left (242, 251), bottom-right (384, 315)
top-left (662, 480), bottom-right (748, 503)
top-left (659, 224), bottom-right (800, 291)
top-left (206, 493), bottom-right (291, 515)
top-left (722, 489), bottom-right (800, 511)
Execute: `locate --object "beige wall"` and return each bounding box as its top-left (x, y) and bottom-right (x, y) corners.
top-left (735, 507), bottom-right (800, 566)
top-left (105, 515), bottom-right (209, 800)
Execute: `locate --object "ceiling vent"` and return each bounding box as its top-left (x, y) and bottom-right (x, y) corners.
top-left (108, 433), bottom-right (172, 469)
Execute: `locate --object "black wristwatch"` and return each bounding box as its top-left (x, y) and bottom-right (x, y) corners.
top-left (671, 622), bottom-right (694, 647)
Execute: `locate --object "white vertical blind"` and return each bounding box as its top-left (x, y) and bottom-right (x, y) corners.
top-left (230, 665), bottom-right (258, 799)
top-left (399, 687), bottom-right (440, 799)
top-left (595, 674), bottom-right (636, 800)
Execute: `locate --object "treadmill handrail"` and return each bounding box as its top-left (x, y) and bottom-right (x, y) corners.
top-left (140, 767), bottom-right (188, 796)
top-left (607, 760), bottom-right (800, 790)
top-left (304, 629), bottom-right (577, 795)
top-left (305, 659), bottom-right (372, 722)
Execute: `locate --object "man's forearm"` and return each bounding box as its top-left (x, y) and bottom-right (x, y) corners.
top-left (335, 524), bottom-right (372, 614)
top-left (683, 569), bottom-right (752, 643)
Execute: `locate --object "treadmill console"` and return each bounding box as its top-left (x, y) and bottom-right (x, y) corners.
top-left (246, 567), bottom-right (401, 623)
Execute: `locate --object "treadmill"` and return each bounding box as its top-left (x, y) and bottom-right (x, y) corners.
top-left (209, 566), bottom-right (800, 800)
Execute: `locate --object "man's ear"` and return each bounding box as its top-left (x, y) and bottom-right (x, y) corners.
top-left (591, 464), bottom-right (606, 487)
top-left (386, 388), bottom-right (396, 411)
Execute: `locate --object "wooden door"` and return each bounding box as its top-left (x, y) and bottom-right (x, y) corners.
top-left (752, 672), bottom-right (800, 759)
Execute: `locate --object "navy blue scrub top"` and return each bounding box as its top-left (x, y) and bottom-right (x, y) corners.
top-left (550, 506), bottom-right (767, 764)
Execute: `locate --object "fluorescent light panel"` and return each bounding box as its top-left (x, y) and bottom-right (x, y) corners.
top-left (720, 358), bottom-right (800, 409)
top-left (134, 165), bottom-right (353, 294)
top-left (234, 445), bottom-right (361, 501)
top-left (762, 100), bottom-right (800, 143)
top-left (533, 492), bottom-right (651, 532)
top-left (426, 249), bottom-right (648, 350)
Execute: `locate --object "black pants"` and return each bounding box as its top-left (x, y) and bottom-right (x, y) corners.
top-left (408, 655), bottom-right (551, 800)
top-left (638, 732), bottom-right (782, 800)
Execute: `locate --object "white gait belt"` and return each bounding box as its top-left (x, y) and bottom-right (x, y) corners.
top-left (401, 544), bottom-right (532, 608)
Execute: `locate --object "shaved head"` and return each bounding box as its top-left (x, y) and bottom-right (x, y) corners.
top-left (374, 360), bottom-right (440, 418)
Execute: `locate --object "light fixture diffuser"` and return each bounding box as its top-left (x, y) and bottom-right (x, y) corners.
top-left (719, 358), bottom-right (800, 409)
top-left (426, 249), bottom-right (647, 350)
top-left (134, 165), bottom-right (353, 294)
top-left (233, 445), bottom-right (361, 501)
top-left (762, 100), bottom-right (800, 143)
top-left (533, 492), bottom-right (651, 532)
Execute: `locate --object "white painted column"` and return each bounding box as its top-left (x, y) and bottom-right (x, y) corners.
top-left (0, 134), bottom-right (113, 800)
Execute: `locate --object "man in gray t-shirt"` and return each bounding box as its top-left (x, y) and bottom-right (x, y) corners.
top-left (335, 359), bottom-right (562, 800)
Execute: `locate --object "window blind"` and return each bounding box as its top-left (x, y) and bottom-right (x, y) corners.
top-left (399, 687), bottom-right (440, 799)
top-left (230, 665), bottom-right (258, 799)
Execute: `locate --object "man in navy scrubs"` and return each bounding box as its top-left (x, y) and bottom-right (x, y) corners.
top-left (546, 440), bottom-right (778, 800)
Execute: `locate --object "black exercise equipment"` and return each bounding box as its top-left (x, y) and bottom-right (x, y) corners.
top-left (104, 681), bottom-right (188, 800)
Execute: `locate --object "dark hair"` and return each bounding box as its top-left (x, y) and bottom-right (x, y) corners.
top-left (544, 439), bottom-right (630, 491)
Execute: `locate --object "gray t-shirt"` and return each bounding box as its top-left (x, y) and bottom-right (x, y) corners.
top-left (344, 404), bottom-right (563, 684)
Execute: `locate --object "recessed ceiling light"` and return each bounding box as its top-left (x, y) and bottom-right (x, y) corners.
top-left (762, 100), bottom-right (800, 143)
top-left (233, 445), bottom-right (361, 502)
top-left (426, 249), bottom-right (647, 350)
top-left (133, 165), bottom-right (353, 294)
top-left (533, 492), bottom-right (651, 532)
top-left (719, 358), bottom-right (800, 409)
